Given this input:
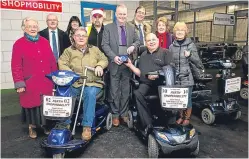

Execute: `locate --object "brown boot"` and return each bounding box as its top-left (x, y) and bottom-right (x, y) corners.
top-left (120, 116), bottom-right (128, 125)
top-left (82, 127), bottom-right (91, 141)
top-left (29, 124), bottom-right (37, 139)
top-left (176, 110), bottom-right (184, 124)
top-left (182, 108), bottom-right (192, 126)
top-left (112, 117), bottom-right (120, 127)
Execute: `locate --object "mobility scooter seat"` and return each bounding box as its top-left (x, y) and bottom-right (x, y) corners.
top-left (195, 74), bottom-right (213, 83)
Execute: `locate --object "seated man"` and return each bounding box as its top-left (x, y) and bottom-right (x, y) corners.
top-left (125, 33), bottom-right (173, 134)
top-left (58, 27), bottom-right (108, 141)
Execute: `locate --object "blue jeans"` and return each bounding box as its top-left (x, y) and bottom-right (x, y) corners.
top-left (65, 86), bottom-right (101, 127)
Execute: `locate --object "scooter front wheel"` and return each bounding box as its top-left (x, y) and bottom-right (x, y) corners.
top-left (201, 108), bottom-right (215, 125)
top-left (105, 112), bottom-right (112, 130)
top-left (53, 153), bottom-right (65, 158)
top-left (240, 87), bottom-right (248, 100)
top-left (148, 134), bottom-right (159, 158)
top-left (190, 140), bottom-right (199, 156)
top-left (127, 110), bottom-right (133, 129)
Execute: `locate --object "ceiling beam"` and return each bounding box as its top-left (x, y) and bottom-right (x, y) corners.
top-left (145, 1), bottom-right (248, 20)
top-left (157, 6), bottom-right (175, 11)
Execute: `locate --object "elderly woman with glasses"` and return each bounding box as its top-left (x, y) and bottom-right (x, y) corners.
top-left (169, 22), bottom-right (204, 126)
top-left (58, 27), bottom-right (108, 141)
top-left (11, 17), bottom-right (57, 139)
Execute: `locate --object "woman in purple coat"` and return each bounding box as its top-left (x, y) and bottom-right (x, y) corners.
top-left (11, 17), bottom-right (57, 139)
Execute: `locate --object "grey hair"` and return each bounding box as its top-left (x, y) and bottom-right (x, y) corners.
top-left (72, 26), bottom-right (87, 35)
top-left (116, 4), bottom-right (127, 12)
top-left (21, 17), bottom-right (38, 30)
top-left (71, 27), bottom-right (88, 49)
top-left (46, 13), bottom-right (58, 21)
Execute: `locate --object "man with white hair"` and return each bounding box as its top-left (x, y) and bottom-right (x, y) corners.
top-left (102, 4), bottom-right (140, 127)
top-left (39, 14), bottom-right (71, 62)
top-left (88, 8), bottom-right (105, 53)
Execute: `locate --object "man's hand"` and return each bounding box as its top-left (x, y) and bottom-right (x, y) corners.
top-left (17, 87), bottom-right (25, 93)
top-left (127, 46), bottom-right (135, 55)
top-left (148, 75), bottom-right (159, 80)
top-left (114, 56), bottom-right (123, 65)
top-left (95, 66), bottom-right (103, 77)
top-left (184, 50), bottom-right (191, 57)
top-left (124, 58), bottom-right (132, 68)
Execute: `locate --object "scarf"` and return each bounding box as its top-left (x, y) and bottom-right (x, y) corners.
top-left (24, 32), bottom-right (40, 42)
top-left (157, 32), bottom-right (167, 49)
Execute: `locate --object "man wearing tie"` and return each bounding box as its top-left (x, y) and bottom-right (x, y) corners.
top-left (130, 6), bottom-right (151, 46)
top-left (102, 4), bottom-right (140, 126)
top-left (39, 14), bottom-right (71, 62)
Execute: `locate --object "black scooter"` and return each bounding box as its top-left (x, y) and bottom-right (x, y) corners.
top-left (127, 65), bottom-right (199, 157)
top-left (192, 59), bottom-right (241, 125)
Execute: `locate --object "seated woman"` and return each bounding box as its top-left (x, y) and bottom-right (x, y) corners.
top-left (58, 27), bottom-right (108, 141)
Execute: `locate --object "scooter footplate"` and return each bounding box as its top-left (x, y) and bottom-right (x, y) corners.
top-left (41, 139), bottom-right (87, 149)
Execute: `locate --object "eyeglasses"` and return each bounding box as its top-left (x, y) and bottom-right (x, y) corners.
top-left (75, 34), bottom-right (88, 38)
top-left (137, 11), bottom-right (145, 15)
top-left (25, 25), bottom-right (38, 29)
top-left (47, 19), bottom-right (58, 22)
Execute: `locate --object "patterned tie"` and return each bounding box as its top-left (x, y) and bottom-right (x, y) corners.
top-left (51, 31), bottom-right (59, 61)
top-left (138, 24), bottom-right (144, 45)
top-left (120, 26), bottom-right (127, 46)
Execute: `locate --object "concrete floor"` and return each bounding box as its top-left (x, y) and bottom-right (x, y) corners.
top-left (1, 66), bottom-right (248, 158)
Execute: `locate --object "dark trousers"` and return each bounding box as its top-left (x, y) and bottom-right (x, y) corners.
top-left (134, 83), bottom-right (157, 129)
top-left (109, 65), bottom-right (131, 118)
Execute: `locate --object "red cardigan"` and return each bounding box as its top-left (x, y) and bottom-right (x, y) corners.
top-left (11, 36), bottom-right (57, 108)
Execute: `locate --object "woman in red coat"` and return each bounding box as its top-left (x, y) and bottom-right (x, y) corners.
top-left (11, 17), bottom-right (57, 139)
top-left (155, 17), bottom-right (173, 49)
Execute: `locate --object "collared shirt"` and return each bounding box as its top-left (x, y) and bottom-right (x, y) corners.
top-left (49, 28), bottom-right (60, 56)
top-left (134, 20), bottom-right (145, 45)
top-left (116, 21), bottom-right (127, 46)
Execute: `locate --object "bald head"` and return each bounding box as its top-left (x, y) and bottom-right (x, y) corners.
top-left (146, 33), bottom-right (159, 53)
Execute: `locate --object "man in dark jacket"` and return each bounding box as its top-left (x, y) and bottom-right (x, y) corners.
top-left (125, 33), bottom-right (173, 134)
top-left (39, 14), bottom-right (71, 62)
top-left (88, 8), bottom-right (105, 53)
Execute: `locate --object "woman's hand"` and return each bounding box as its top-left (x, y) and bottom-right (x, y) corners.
top-left (184, 50), bottom-right (191, 57)
top-left (95, 66), bottom-right (103, 77)
top-left (148, 75), bottom-right (159, 80)
top-left (17, 87), bottom-right (25, 93)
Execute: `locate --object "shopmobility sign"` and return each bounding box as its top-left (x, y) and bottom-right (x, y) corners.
top-left (0, 0), bottom-right (62, 13)
top-left (213, 13), bottom-right (235, 26)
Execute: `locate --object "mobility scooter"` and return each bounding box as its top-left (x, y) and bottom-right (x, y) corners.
top-left (192, 58), bottom-right (242, 125)
top-left (198, 43), bottom-right (242, 67)
top-left (41, 67), bottom-right (112, 158)
top-left (240, 45), bottom-right (248, 100)
top-left (127, 62), bottom-right (199, 158)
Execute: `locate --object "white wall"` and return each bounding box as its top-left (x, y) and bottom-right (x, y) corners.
top-left (0, 0), bottom-right (139, 89)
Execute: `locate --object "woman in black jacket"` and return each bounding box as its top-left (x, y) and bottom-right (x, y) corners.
top-left (66, 16), bottom-right (82, 44)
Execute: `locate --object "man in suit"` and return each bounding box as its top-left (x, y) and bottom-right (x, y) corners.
top-left (130, 6), bottom-right (151, 46)
top-left (102, 4), bottom-right (140, 126)
top-left (39, 14), bottom-right (71, 62)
